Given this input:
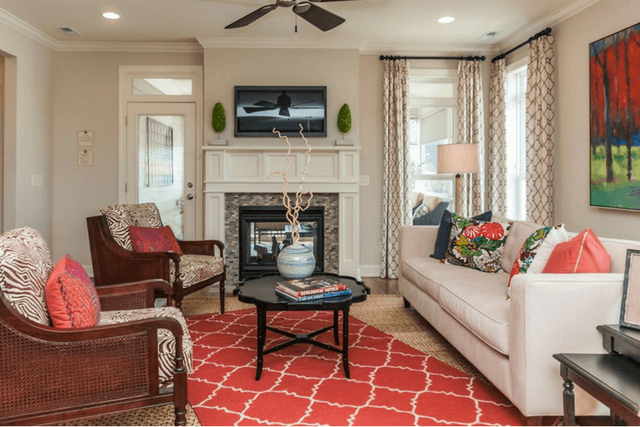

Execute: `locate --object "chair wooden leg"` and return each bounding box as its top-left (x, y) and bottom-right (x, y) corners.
top-left (220, 280), bottom-right (225, 314)
top-left (174, 278), bottom-right (183, 311)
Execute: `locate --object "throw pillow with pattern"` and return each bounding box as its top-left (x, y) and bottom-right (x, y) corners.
top-left (446, 213), bottom-right (511, 273)
top-left (507, 225), bottom-right (556, 298)
top-left (129, 225), bottom-right (184, 256)
top-left (46, 254), bottom-right (101, 328)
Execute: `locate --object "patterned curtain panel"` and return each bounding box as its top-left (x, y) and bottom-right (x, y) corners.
top-left (381, 59), bottom-right (411, 279)
top-left (456, 60), bottom-right (485, 217)
top-left (487, 58), bottom-right (507, 216)
top-left (526, 34), bottom-right (555, 225)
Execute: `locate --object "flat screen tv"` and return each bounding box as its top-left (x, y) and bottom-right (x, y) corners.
top-left (234, 86), bottom-right (327, 137)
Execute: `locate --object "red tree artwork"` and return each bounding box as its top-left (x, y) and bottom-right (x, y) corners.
top-left (590, 22), bottom-right (640, 210)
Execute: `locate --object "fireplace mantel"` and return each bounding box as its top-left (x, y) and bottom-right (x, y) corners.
top-left (203, 145), bottom-right (360, 278)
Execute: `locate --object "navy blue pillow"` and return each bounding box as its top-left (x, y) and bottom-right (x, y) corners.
top-left (431, 210), bottom-right (493, 260)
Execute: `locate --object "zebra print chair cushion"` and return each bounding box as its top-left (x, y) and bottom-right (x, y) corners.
top-left (170, 254), bottom-right (225, 289)
top-left (98, 306), bottom-right (193, 386)
top-left (100, 203), bottom-right (163, 251)
top-left (0, 227), bottom-right (53, 325)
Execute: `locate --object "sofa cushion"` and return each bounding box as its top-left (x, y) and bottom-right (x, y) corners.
top-left (129, 225), bottom-right (184, 256)
top-left (446, 213), bottom-right (511, 273)
top-left (543, 228), bottom-right (611, 274)
top-left (46, 254), bottom-right (101, 328)
top-left (438, 270), bottom-right (511, 356)
top-left (599, 237), bottom-right (640, 273)
top-left (501, 220), bottom-right (544, 272)
top-left (99, 306), bottom-right (193, 385)
top-left (100, 203), bottom-right (163, 251)
top-left (170, 254), bottom-right (225, 288)
top-left (0, 227), bottom-right (53, 325)
top-left (431, 210), bottom-right (493, 260)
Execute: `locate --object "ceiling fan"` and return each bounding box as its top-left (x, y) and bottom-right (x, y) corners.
top-left (225, 0), bottom-right (358, 32)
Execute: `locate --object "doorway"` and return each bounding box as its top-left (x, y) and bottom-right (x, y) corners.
top-left (126, 103), bottom-right (196, 239)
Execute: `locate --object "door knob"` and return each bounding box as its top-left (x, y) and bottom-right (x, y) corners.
top-left (187, 182), bottom-right (193, 188)
top-left (187, 194), bottom-right (194, 200)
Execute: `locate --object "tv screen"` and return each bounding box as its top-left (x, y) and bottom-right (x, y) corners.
top-left (235, 86), bottom-right (327, 137)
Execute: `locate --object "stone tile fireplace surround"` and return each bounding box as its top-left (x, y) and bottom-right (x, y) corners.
top-left (203, 145), bottom-right (360, 285)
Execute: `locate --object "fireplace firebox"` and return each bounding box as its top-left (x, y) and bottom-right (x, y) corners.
top-left (238, 206), bottom-right (324, 279)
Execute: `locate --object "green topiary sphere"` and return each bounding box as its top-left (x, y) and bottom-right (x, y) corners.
top-left (337, 103), bottom-right (352, 134)
top-left (212, 102), bottom-right (226, 133)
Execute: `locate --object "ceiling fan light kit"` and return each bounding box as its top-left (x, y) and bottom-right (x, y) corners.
top-left (225, 0), bottom-right (352, 32)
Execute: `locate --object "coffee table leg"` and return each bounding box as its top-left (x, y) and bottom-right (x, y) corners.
top-left (256, 307), bottom-right (267, 381)
top-left (333, 310), bottom-right (340, 345)
top-left (561, 365), bottom-right (576, 426)
top-left (342, 306), bottom-right (350, 379)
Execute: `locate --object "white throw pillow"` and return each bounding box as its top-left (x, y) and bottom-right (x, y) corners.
top-left (527, 224), bottom-right (569, 273)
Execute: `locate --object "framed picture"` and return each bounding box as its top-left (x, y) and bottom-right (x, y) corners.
top-left (590, 22), bottom-right (640, 211)
top-left (620, 249), bottom-right (640, 329)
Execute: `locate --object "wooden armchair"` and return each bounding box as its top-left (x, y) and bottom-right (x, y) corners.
top-left (87, 203), bottom-right (227, 313)
top-left (0, 227), bottom-right (190, 426)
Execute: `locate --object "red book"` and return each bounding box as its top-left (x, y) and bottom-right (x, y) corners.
top-left (276, 276), bottom-right (348, 297)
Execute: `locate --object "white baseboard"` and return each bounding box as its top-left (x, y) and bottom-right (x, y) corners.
top-left (83, 264), bottom-right (94, 279)
top-left (359, 264), bottom-right (379, 278)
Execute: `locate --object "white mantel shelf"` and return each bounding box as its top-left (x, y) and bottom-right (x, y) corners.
top-left (203, 145), bottom-right (360, 277)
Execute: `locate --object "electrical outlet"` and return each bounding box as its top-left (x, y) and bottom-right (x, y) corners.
top-left (359, 175), bottom-right (370, 186)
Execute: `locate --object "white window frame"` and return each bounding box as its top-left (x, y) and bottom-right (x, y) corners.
top-left (505, 57), bottom-right (528, 221)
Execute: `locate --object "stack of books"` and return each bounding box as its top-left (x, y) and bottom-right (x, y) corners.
top-left (275, 276), bottom-right (352, 302)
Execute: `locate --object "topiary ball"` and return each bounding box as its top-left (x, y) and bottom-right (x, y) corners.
top-left (212, 102), bottom-right (226, 133)
top-left (337, 103), bottom-right (352, 134)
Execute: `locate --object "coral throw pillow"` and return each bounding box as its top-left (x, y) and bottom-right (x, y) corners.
top-left (507, 225), bottom-right (555, 298)
top-left (543, 228), bottom-right (611, 274)
top-left (446, 213), bottom-right (511, 273)
top-left (46, 254), bottom-right (101, 328)
top-left (129, 225), bottom-right (183, 256)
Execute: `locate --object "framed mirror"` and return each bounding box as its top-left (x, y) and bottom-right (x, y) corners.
top-left (621, 249), bottom-right (640, 329)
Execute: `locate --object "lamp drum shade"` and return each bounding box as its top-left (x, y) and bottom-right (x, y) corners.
top-left (437, 143), bottom-right (479, 174)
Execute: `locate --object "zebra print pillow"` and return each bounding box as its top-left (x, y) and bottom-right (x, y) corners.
top-left (0, 227), bottom-right (53, 325)
top-left (100, 203), bottom-right (163, 251)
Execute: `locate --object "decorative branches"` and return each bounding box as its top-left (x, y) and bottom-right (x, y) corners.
top-left (268, 124), bottom-right (314, 244)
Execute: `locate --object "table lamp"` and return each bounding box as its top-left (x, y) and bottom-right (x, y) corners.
top-left (437, 143), bottom-right (479, 213)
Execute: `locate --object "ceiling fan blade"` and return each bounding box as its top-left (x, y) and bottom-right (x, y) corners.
top-left (293, 2), bottom-right (345, 31)
top-left (225, 4), bottom-right (278, 29)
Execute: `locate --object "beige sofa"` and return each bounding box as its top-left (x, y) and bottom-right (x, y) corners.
top-left (399, 219), bottom-right (640, 419)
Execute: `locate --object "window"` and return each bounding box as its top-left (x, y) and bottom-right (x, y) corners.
top-left (505, 59), bottom-right (527, 220)
top-left (408, 69), bottom-right (457, 208)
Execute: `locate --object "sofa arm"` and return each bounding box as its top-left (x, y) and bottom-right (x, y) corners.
top-left (400, 225), bottom-right (439, 266)
top-left (508, 272), bottom-right (623, 417)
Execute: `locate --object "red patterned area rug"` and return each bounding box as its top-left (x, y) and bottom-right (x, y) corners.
top-left (186, 309), bottom-right (523, 426)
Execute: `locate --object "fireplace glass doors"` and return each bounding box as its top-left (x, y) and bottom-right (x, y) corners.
top-left (239, 206), bottom-right (324, 279)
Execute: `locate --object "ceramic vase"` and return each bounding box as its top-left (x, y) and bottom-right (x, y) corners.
top-left (277, 242), bottom-right (315, 280)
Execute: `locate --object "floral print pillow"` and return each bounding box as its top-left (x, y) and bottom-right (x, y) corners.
top-left (445, 213), bottom-right (511, 273)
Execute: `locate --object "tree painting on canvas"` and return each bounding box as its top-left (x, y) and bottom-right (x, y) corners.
top-left (590, 22), bottom-right (640, 210)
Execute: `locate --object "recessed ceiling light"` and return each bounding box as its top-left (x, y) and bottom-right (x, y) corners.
top-left (438, 16), bottom-right (455, 24)
top-left (102, 12), bottom-right (120, 20)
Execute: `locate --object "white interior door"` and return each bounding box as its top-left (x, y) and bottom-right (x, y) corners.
top-left (126, 103), bottom-right (196, 240)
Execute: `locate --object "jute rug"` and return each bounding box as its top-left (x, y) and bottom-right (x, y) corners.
top-left (65, 294), bottom-right (488, 426)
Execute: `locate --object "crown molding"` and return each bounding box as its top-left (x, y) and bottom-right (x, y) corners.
top-left (196, 37), bottom-right (361, 50)
top-left (496, 0), bottom-right (601, 51)
top-left (0, 8), bottom-right (56, 50)
top-left (54, 41), bottom-right (203, 53)
top-left (358, 41), bottom-right (500, 56)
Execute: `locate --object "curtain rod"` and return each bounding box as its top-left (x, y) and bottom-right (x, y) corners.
top-left (491, 27), bottom-right (552, 63)
top-left (379, 55), bottom-right (486, 61)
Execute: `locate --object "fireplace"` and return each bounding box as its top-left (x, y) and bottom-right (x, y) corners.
top-left (238, 206), bottom-right (324, 279)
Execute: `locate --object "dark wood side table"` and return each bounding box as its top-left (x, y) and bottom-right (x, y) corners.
top-left (235, 273), bottom-right (369, 381)
top-left (553, 353), bottom-right (640, 426)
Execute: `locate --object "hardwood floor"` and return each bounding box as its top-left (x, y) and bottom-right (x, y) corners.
top-left (362, 276), bottom-right (399, 295)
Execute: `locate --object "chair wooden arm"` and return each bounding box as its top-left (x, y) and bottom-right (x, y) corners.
top-left (178, 239), bottom-right (224, 257)
top-left (96, 279), bottom-right (173, 310)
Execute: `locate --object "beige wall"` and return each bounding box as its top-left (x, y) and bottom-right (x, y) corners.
top-left (554, 0), bottom-right (640, 240)
top-left (0, 22), bottom-right (54, 243)
top-left (52, 51), bottom-right (202, 264)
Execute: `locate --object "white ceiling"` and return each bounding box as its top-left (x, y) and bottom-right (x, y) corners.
top-left (0, 0), bottom-right (599, 52)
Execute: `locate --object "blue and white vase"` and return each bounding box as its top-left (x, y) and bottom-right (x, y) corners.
top-left (277, 242), bottom-right (315, 280)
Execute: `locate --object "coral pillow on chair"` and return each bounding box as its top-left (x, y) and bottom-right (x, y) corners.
top-left (46, 254), bottom-right (101, 328)
top-left (129, 225), bottom-right (183, 256)
top-left (543, 228), bottom-right (611, 274)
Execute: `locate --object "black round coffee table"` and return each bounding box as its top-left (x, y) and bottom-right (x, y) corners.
top-left (235, 273), bottom-right (369, 380)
